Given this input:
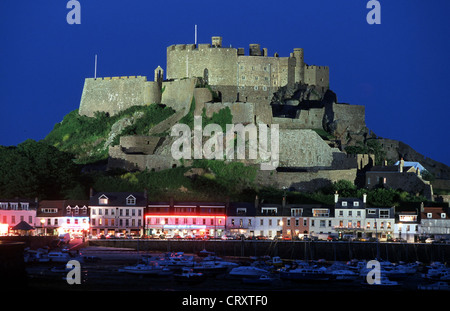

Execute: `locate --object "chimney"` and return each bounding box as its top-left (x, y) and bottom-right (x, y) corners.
top-left (254, 195), bottom-right (259, 209)
top-left (363, 193), bottom-right (367, 204)
top-left (282, 196), bottom-right (286, 208)
top-left (89, 187), bottom-right (94, 198)
top-left (334, 191), bottom-right (339, 204)
top-left (399, 158), bottom-right (404, 173)
top-left (383, 159), bottom-right (387, 166)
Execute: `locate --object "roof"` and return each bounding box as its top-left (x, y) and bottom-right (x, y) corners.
top-left (394, 161), bottom-right (425, 172)
top-left (335, 198), bottom-right (365, 209)
top-left (90, 192), bottom-right (147, 207)
top-left (12, 221), bottom-right (34, 231)
top-left (421, 207), bottom-right (450, 219)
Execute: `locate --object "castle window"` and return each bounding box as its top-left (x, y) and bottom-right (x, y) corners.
top-left (254, 86), bottom-right (258, 90)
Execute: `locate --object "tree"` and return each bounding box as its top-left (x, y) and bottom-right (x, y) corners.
top-left (0, 140), bottom-right (80, 199)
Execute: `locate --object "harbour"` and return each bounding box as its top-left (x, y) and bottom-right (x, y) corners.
top-left (23, 241), bottom-right (450, 292)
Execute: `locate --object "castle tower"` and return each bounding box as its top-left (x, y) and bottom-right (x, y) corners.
top-left (212, 36), bottom-right (222, 47)
top-left (154, 65), bottom-right (164, 83)
top-left (293, 48), bottom-right (305, 84)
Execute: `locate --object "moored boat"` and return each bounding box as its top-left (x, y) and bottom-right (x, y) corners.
top-left (229, 266), bottom-right (269, 279)
top-left (118, 262), bottom-right (165, 275)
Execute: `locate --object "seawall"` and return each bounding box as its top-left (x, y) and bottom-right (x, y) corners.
top-left (87, 239), bottom-right (450, 264)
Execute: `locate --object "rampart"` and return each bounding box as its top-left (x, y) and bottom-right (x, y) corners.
top-left (79, 75), bottom-right (162, 117)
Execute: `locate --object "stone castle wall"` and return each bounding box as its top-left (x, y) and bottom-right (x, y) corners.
top-left (79, 76), bottom-right (161, 117)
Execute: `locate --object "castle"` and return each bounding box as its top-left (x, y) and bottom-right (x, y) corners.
top-left (79, 36), bottom-right (329, 118)
top-left (76, 36), bottom-right (440, 198)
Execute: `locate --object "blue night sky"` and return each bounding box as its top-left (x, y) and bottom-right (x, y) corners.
top-left (0, 0), bottom-right (449, 166)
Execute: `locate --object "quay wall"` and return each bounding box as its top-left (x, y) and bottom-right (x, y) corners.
top-left (87, 240), bottom-right (450, 264)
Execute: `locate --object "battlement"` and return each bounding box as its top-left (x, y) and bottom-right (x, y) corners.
top-left (85, 75), bottom-right (147, 81)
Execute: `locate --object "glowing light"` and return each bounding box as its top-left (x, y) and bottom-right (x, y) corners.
top-left (0, 223), bottom-right (9, 235)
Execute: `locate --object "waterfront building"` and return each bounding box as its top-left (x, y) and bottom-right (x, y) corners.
top-left (145, 201), bottom-right (226, 238)
top-left (226, 202), bottom-right (256, 238)
top-left (333, 193), bottom-right (395, 241)
top-left (89, 192), bottom-right (146, 237)
top-left (0, 199), bottom-right (38, 235)
top-left (37, 200), bottom-right (89, 236)
top-left (395, 210), bottom-right (419, 242)
top-left (309, 205), bottom-right (335, 239)
top-left (420, 206), bottom-right (450, 240)
top-left (255, 203), bottom-right (284, 239)
top-left (281, 204), bottom-right (311, 240)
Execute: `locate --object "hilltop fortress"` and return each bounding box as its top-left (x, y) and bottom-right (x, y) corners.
top-left (77, 36), bottom-right (447, 196)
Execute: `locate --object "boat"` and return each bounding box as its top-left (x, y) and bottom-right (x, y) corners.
top-left (143, 252), bottom-right (195, 269)
top-left (197, 249), bottom-right (215, 257)
top-left (118, 262), bottom-right (165, 275)
top-left (280, 266), bottom-right (332, 282)
top-left (229, 266), bottom-right (270, 279)
top-left (329, 269), bottom-right (358, 281)
top-left (361, 275), bottom-right (401, 290)
top-left (173, 267), bottom-right (205, 284)
top-left (242, 274), bottom-right (277, 285)
top-left (47, 251), bottom-right (72, 263)
top-left (193, 260), bottom-right (236, 275)
top-left (418, 281), bottom-right (450, 291)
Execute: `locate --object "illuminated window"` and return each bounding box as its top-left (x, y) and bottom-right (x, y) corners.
top-left (99, 195), bottom-right (108, 205)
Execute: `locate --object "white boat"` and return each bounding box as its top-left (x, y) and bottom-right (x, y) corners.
top-left (143, 252), bottom-right (195, 269)
top-left (193, 260), bottom-right (237, 275)
top-left (47, 251), bottom-right (72, 263)
top-left (280, 266), bottom-right (331, 282)
top-left (229, 266), bottom-right (269, 279)
top-left (418, 281), bottom-right (450, 291)
top-left (174, 267), bottom-right (205, 284)
top-left (118, 262), bottom-right (165, 275)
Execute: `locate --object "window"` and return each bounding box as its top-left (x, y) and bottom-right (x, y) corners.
top-left (427, 213), bottom-right (432, 219)
top-left (353, 201), bottom-right (359, 207)
top-left (380, 210), bottom-right (389, 218)
top-left (291, 208), bottom-right (302, 217)
top-left (260, 219), bottom-right (264, 226)
top-left (313, 209), bottom-right (329, 217)
top-left (287, 219), bottom-right (291, 226)
top-left (99, 195), bottom-right (108, 205)
top-left (10, 203), bottom-right (18, 210)
top-left (342, 201), bottom-right (347, 207)
top-left (367, 209), bottom-right (376, 215)
top-left (126, 195), bottom-right (136, 205)
top-left (311, 220), bottom-right (315, 227)
top-left (320, 220), bottom-right (326, 228)
top-left (21, 203), bottom-right (29, 210)
top-left (237, 208), bottom-right (247, 215)
top-left (348, 211), bottom-right (352, 217)
top-left (339, 210), bottom-right (343, 217)
top-left (441, 213), bottom-right (447, 219)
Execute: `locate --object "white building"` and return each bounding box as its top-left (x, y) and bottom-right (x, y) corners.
top-left (89, 192), bottom-right (146, 237)
top-left (394, 211), bottom-right (419, 242)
